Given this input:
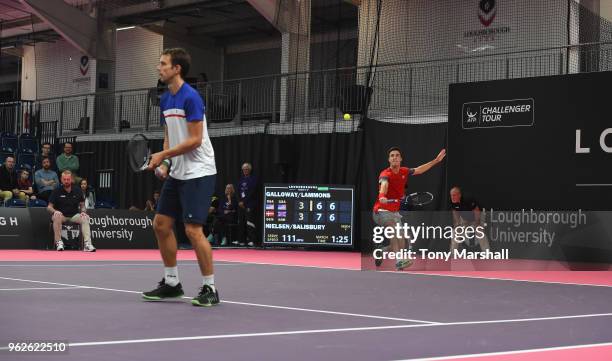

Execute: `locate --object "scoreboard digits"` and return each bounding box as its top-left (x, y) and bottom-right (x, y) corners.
top-left (263, 184), bottom-right (354, 247)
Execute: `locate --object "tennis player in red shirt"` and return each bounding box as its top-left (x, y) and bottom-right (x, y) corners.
top-left (373, 147), bottom-right (446, 270)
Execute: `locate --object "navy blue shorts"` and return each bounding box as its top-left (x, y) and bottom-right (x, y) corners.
top-left (157, 175), bottom-right (216, 224)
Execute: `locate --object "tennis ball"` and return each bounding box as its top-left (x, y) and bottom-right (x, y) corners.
top-left (343, 113), bottom-right (351, 121)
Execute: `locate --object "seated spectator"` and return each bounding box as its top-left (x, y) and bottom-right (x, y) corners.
top-left (0, 156), bottom-right (23, 203)
top-left (80, 178), bottom-right (95, 210)
top-left (37, 142), bottom-right (55, 170)
top-left (56, 142), bottom-right (81, 183)
top-left (144, 190), bottom-right (160, 211)
top-left (34, 157), bottom-right (59, 202)
top-left (449, 186), bottom-right (490, 251)
top-left (48, 170), bottom-right (96, 252)
top-left (129, 206), bottom-right (141, 211)
top-left (213, 184), bottom-right (238, 246)
top-left (40, 142), bottom-right (53, 157)
top-left (17, 168), bottom-right (36, 201)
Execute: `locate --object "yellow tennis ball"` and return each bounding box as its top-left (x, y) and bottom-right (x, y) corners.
top-left (343, 113), bottom-right (351, 120)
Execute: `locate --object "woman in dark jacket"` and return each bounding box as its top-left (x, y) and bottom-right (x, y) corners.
top-left (213, 184), bottom-right (238, 246)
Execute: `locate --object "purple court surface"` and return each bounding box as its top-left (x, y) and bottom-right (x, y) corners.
top-left (1, 258), bottom-right (611, 361)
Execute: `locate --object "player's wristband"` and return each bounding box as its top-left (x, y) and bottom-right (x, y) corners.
top-left (161, 159), bottom-right (171, 168)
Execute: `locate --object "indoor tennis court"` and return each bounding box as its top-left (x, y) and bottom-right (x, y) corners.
top-left (1, 249), bottom-right (611, 361)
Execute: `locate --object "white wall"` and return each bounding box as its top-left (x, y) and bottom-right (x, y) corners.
top-left (358, 0), bottom-right (567, 66)
top-left (602, 0), bottom-right (612, 24)
top-left (32, 38), bottom-right (96, 99)
top-left (115, 27), bottom-right (164, 91)
top-left (357, 0), bottom-right (569, 117)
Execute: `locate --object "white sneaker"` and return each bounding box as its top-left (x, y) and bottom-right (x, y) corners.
top-left (56, 241), bottom-right (64, 251)
top-left (247, 242), bottom-right (254, 247)
top-left (83, 243), bottom-right (96, 252)
top-left (232, 241), bottom-right (239, 245)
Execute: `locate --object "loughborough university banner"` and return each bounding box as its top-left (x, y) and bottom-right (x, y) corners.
top-left (0, 208), bottom-right (158, 249)
top-left (448, 71), bottom-right (612, 264)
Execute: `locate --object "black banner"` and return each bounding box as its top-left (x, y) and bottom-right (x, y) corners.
top-left (0, 208), bottom-right (157, 249)
top-left (448, 71), bottom-right (612, 264)
top-left (0, 209), bottom-right (38, 249)
top-left (448, 71), bottom-right (612, 210)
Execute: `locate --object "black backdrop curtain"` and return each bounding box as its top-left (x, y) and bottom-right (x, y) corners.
top-left (76, 119), bottom-right (447, 250)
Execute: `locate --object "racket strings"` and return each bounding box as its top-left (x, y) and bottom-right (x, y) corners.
top-left (407, 192), bottom-right (434, 206)
top-left (127, 137), bottom-right (150, 171)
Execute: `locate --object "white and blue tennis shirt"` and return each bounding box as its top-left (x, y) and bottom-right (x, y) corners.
top-left (160, 83), bottom-right (217, 180)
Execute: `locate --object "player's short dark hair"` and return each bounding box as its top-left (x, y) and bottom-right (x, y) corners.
top-left (387, 147), bottom-right (402, 156)
top-left (162, 48), bottom-right (191, 79)
top-left (153, 190), bottom-right (160, 195)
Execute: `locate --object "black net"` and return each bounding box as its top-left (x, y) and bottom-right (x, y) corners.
top-left (4, 0), bottom-right (612, 137)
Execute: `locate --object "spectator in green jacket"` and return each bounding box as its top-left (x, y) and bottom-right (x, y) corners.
top-left (56, 142), bottom-right (81, 184)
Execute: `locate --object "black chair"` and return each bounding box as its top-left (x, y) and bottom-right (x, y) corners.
top-left (1, 132), bottom-right (18, 151)
top-left (5, 198), bottom-right (27, 208)
top-left (17, 153), bottom-right (35, 170)
top-left (19, 133), bottom-right (38, 153)
top-left (29, 199), bottom-right (48, 208)
top-left (72, 117), bottom-right (89, 132)
top-left (48, 220), bottom-right (83, 250)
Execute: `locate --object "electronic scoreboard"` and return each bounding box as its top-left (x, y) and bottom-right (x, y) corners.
top-left (263, 184), bottom-right (354, 247)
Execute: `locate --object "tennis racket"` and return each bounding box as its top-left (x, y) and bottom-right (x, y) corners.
top-left (127, 133), bottom-right (151, 172)
top-left (382, 192), bottom-right (434, 207)
top-left (404, 191), bottom-right (434, 207)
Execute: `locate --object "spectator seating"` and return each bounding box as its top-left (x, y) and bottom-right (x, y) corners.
top-left (5, 198), bottom-right (27, 208)
top-left (1, 132), bottom-right (18, 153)
top-left (19, 133), bottom-right (38, 153)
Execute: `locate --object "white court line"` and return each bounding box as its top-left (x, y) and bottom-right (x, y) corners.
top-left (0, 276), bottom-right (435, 324)
top-left (0, 287), bottom-right (84, 291)
top-left (1, 277), bottom-right (611, 334)
top-left (220, 300), bottom-right (437, 324)
top-left (0, 314), bottom-right (611, 350)
top-left (394, 341), bottom-right (612, 361)
top-left (0, 325), bottom-right (439, 349)
top-left (0, 276), bottom-right (610, 350)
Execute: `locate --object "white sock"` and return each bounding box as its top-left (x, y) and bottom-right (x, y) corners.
top-left (164, 267), bottom-right (179, 287)
top-left (203, 275), bottom-right (215, 292)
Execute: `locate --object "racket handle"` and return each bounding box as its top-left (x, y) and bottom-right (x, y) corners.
top-left (155, 165), bottom-right (169, 180)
